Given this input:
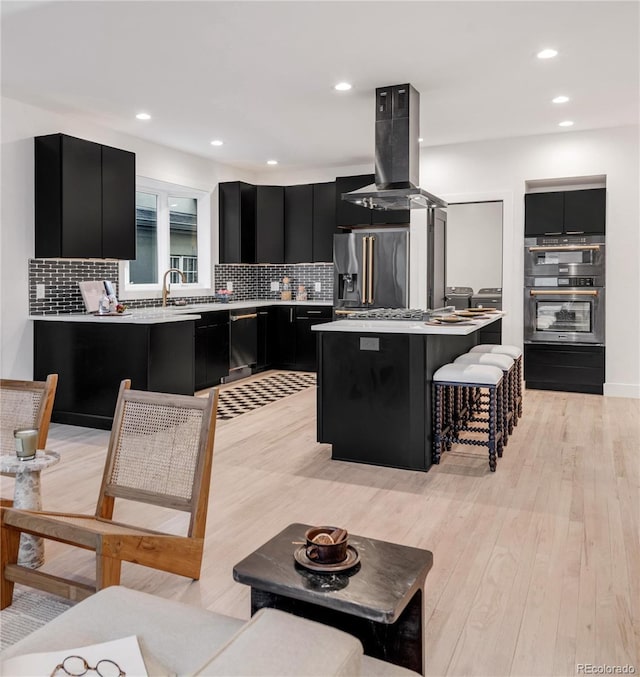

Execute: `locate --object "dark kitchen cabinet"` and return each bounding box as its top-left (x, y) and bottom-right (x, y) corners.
top-left (256, 308), bottom-right (273, 371)
top-left (35, 133), bottom-right (135, 259)
top-left (256, 185), bottom-right (284, 263)
top-left (524, 188), bottom-right (606, 237)
top-left (285, 184), bottom-right (313, 263)
top-left (195, 312), bottom-right (229, 391)
top-left (34, 319), bottom-right (195, 429)
top-left (294, 306), bottom-right (333, 371)
top-left (524, 343), bottom-right (605, 395)
top-left (219, 181), bottom-right (257, 263)
top-left (336, 174), bottom-right (375, 227)
top-left (312, 181), bottom-right (337, 262)
top-left (336, 174), bottom-right (409, 228)
top-left (271, 306), bottom-right (297, 368)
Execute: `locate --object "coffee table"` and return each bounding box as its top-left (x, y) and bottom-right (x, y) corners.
top-left (233, 522), bottom-right (433, 675)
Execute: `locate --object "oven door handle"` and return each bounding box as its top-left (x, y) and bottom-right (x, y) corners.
top-left (529, 289), bottom-right (599, 296)
top-left (527, 245), bottom-right (601, 252)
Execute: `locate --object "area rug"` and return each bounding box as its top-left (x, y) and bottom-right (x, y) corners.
top-left (0, 589), bottom-right (74, 651)
top-left (216, 372), bottom-right (316, 420)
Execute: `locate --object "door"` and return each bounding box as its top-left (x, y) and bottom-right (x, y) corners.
top-left (61, 135), bottom-right (103, 257)
top-left (431, 208), bottom-right (447, 309)
top-left (333, 233), bottom-right (365, 309)
top-left (285, 184), bottom-right (313, 263)
top-left (368, 231), bottom-right (409, 308)
top-left (524, 192), bottom-right (564, 236)
top-left (563, 188), bottom-right (606, 234)
top-left (524, 288), bottom-right (604, 344)
top-left (312, 181), bottom-right (336, 262)
top-left (102, 144), bottom-right (136, 259)
top-left (256, 185), bottom-right (284, 263)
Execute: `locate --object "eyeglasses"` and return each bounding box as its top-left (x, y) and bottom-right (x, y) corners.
top-left (50, 655), bottom-right (126, 677)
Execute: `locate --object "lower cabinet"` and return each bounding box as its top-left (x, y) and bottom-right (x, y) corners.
top-left (524, 343), bottom-right (605, 395)
top-left (195, 311), bottom-right (229, 391)
top-left (34, 320), bottom-right (195, 429)
top-left (256, 308), bottom-right (273, 372)
top-left (477, 318), bottom-right (502, 345)
top-left (294, 306), bottom-right (333, 371)
top-left (270, 305), bottom-right (332, 371)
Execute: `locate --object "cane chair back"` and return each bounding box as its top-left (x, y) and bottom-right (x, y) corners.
top-left (0, 375), bottom-right (58, 458)
top-left (1, 379), bottom-right (219, 608)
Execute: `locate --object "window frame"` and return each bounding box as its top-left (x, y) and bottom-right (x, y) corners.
top-left (119, 176), bottom-right (211, 301)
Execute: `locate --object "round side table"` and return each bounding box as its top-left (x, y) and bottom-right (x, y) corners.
top-left (0, 450), bottom-right (60, 568)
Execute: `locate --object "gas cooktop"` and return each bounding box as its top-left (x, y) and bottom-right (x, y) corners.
top-left (345, 308), bottom-right (427, 321)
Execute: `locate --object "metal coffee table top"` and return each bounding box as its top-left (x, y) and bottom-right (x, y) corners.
top-left (233, 522), bottom-right (433, 624)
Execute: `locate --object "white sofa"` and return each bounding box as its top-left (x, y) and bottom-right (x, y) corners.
top-left (0, 586), bottom-right (420, 676)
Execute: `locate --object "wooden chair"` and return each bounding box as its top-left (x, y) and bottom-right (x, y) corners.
top-left (0, 374), bottom-right (58, 462)
top-left (1, 379), bottom-right (219, 609)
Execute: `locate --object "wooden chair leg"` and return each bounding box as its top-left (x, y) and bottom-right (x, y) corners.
top-left (96, 555), bottom-right (122, 590)
top-left (1, 523), bottom-right (20, 609)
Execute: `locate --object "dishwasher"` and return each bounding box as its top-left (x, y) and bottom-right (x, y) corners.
top-left (228, 308), bottom-right (258, 377)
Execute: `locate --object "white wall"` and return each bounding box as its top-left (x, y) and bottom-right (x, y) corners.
top-left (421, 126), bottom-right (639, 398)
top-left (0, 96), bottom-right (255, 379)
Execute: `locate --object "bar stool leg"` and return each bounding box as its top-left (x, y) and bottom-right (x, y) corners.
top-left (433, 383), bottom-right (443, 465)
top-left (496, 380), bottom-right (504, 460)
top-left (488, 385), bottom-right (498, 471)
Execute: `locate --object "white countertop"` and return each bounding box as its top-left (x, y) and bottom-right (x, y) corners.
top-left (29, 299), bottom-right (332, 324)
top-left (312, 313), bottom-right (503, 335)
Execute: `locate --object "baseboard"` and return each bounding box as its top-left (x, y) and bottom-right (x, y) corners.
top-left (603, 383), bottom-right (640, 399)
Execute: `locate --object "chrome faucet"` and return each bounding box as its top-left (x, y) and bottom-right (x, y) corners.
top-left (161, 268), bottom-right (186, 307)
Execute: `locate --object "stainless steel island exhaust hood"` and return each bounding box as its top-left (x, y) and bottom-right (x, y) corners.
top-left (342, 84), bottom-right (447, 211)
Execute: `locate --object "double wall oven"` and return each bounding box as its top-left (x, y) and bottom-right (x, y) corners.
top-left (524, 235), bottom-right (605, 345)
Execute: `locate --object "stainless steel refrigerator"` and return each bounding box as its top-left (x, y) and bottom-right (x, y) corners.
top-left (333, 210), bottom-right (446, 311)
top-left (334, 229), bottom-right (409, 310)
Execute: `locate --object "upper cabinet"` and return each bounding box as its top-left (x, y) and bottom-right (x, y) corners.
top-left (220, 180), bottom-right (337, 264)
top-left (525, 188), bottom-right (606, 237)
top-left (312, 181), bottom-right (337, 262)
top-left (35, 133), bottom-right (135, 259)
top-left (256, 185), bottom-right (285, 263)
top-left (219, 181), bottom-right (256, 264)
top-left (335, 174), bottom-right (409, 227)
top-left (285, 184), bottom-right (313, 263)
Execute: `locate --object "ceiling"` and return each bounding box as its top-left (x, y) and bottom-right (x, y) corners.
top-left (2, 1), bottom-right (638, 173)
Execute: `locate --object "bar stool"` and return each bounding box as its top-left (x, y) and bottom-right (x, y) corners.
top-left (454, 352), bottom-right (516, 442)
top-left (432, 363), bottom-right (504, 472)
top-left (470, 344), bottom-right (523, 421)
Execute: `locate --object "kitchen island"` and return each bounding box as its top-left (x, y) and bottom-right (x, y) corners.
top-left (313, 314), bottom-right (503, 472)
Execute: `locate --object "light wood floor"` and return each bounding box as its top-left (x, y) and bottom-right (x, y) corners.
top-left (2, 372), bottom-right (639, 676)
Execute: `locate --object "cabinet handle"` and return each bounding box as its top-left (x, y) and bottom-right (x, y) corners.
top-left (565, 231), bottom-right (585, 235)
top-left (529, 289), bottom-right (598, 296)
top-left (368, 236), bottom-right (374, 305)
top-left (258, 311), bottom-right (268, 316)
top-left (528, 245), bottom-right (600, 252)
top-left (543, 232), bottom-right (563, 236)
top-left (307, 310), bottom-right (322, 314)
top-left (290, 308), bottom-right (293, 323)
top-left (361, 236), bottom-right (368, 303)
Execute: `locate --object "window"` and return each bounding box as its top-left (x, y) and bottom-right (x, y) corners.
top-left (121, 178), bottom-right (210, 297)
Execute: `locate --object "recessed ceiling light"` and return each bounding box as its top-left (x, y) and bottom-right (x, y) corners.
top-left (210, 139), bottom-right (224, 146)
top-left (418, 138), bottom-right (424, 143)
top-left (552, 95), bottom-right (570, 104)
top-left (537, 48), bottom-right (558, 59)
top-left (559, 120), bottom-right (574, 127)
top-left (334, 82), bottom-right (352, 91)
top-left (267, 159), bottom-right (278, 165)
top-left (136, 112), bottom-right (151, 120)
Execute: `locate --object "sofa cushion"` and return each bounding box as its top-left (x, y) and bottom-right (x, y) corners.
top-left (0, 586), bottom-right (244, 676)
top-left (196, 607), bottom-right (363, 676)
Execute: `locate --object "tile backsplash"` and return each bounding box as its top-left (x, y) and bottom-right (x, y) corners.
top-left (28, 260), bottom-right (334, 314)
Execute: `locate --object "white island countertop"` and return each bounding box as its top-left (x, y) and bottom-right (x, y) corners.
top-left (29, 299), bottom-right (332, 324)
top-left (312, 312), bottom-right (503, 335)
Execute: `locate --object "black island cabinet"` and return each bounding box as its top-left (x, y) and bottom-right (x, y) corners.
top-left (316, 329), bottom-right (478, 471)
top-left (34, 319), bottom-right (195, 429)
